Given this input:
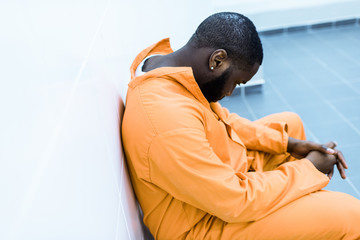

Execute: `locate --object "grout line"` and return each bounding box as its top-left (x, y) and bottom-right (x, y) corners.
top-left (266, 39), bottom-right (360, 196)
top-left (286, 38), bottom-right (360, 136)
top-left (266, 80), bottom-right (319, 142)
top-left (331, 41), bottom-right (360, 66)
top-left (347, 33), bottom-right (360, 45)
top-left (346, 178), bottom-right (360, 198)
top-left (15, 0), bottom-right (113, 230)
top-left (290, 34), bottom-right (360, 95)
top-left (308, 30), bottom-right (360, 74)
top-left (324, 99), bottom-right (360, 136)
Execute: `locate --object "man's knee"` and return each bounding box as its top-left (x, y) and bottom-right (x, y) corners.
top-left (282, 112), bottom-right (306, 140)
top-left (220, 191), bottom-right (360, 239)
top-left (320, 191), bottom-right (360, 237)
top-left (335, 193), bottom-right (360, 236)
top-left (255, 111), bottom-right (306, 140)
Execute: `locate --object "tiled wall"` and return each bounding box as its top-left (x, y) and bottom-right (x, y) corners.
top-left (212, 0), bottom-right (360, 31)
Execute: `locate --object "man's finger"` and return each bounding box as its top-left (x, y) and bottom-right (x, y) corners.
top-left (319, 141), bottom-right (337, 154)
top-left (336, 151), bottom-right (348, 169)
top-left (320, 145), bottom-right (336, 155)
top-left (328, 168), bottom-right (334, 180)
top-left (325, 141), bottom-right (337, 148)
top-left (321, 145), bottom-right (336, 154)
top-left (336, 160), bottom-right (347, 179)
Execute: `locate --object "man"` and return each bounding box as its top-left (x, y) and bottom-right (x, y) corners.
top-left (122, 12), bottom-right (360, 239)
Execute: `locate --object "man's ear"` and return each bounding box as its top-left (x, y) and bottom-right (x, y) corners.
top-left (209, 49), bottom-right (228, 71)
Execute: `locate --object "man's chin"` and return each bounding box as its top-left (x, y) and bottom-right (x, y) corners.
top-left (210, 95), bottom-right (225, 103)
top-left (217, 95), bottom-right (226, 101)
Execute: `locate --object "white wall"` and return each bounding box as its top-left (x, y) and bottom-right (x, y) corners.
top-left (0, 0), bottom-right (210, 239)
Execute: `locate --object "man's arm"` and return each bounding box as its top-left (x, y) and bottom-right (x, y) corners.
top-left (148, 127), bottom-right (329, 223)
top-left (220, 104), bottom-right (348, 179)
top-left (219, 105), bottom-right (288, 154)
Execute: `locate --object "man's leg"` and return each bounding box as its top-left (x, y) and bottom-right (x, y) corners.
top-left (248, 112), bottom-right (306, 171)
top-left (220, 190), bottom-right (360, 239)
top-left (223, 112), bottom-right (360, 239)
top-left (191, 112), bottom-right (360, 239)
top-left (254, 111), bottom-right (306, 141)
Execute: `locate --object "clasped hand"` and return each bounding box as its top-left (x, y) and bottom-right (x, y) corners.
top-left (287, 137), bottom-right (348, 179)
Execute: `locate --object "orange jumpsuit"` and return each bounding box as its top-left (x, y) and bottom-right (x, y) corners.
top-left (122, 38), bottom-right (360, 239)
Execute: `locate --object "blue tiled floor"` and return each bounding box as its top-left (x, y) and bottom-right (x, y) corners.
top-left (220, 24), bottom-right (360, 198)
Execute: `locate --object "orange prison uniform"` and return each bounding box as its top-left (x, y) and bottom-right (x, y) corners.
top-left (122, 38), bottom-right (360, 239)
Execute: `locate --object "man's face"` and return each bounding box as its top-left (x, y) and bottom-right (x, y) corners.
top-left (202, 63), bottom-right (260, 102)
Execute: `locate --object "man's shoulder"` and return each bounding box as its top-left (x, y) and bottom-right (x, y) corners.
top-left (125, 77), bottom-right (206, 133)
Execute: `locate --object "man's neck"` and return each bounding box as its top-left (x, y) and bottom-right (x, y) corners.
top-left (142, 43), bottom-right (213, 87)
top-left (142, 45), bottom-right (192, 72)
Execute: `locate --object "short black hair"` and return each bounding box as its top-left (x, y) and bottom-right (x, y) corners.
top-left (189, 12), bottom-right (263, 71)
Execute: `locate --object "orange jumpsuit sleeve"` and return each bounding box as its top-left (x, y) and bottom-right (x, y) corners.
top-left (222, 107), bottom-right (289, 154)
top-left (148, 127), bottom-right (329, 223)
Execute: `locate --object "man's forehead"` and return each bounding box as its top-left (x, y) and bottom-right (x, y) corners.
top-left (233, 62), bottom-right (260, 75)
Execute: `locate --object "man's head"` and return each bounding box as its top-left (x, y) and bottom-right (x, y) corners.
top-left (186, 12), bottom-right (263, 102)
